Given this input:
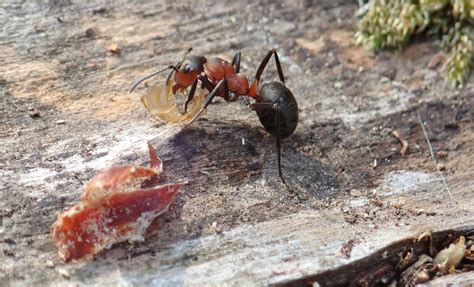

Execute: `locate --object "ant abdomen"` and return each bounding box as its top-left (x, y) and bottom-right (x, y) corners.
top-left (256, 81), bottom-right (298, 139)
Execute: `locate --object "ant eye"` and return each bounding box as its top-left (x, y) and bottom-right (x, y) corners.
top-left (183, 64), bottom-right (191, 73)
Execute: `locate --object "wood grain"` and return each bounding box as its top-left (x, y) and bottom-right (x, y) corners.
top-left (1, 1), bottom-right (473, 286)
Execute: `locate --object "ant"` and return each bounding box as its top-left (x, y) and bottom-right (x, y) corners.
top-left (130, 48), bottom-right (298, 184)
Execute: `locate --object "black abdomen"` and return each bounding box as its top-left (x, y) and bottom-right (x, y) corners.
top-left (256, 82), bottom-right (298, 139)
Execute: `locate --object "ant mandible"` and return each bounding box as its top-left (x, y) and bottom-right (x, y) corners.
top-left (130, 48), bottom-right (298, 184)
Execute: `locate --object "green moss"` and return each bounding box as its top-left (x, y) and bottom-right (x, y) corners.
top-left (356, 0), bottom-right (473, 87)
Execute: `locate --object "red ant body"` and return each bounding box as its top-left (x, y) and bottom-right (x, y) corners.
top-left (130, 49), bottom-right (298, 184)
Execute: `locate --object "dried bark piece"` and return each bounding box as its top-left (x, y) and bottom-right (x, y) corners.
top-left (399, 254), bottom-right (436, 287)
top-left (392, 130), bottom-right (408, 157)
top-left (106, 43), bottom-right (120, 54)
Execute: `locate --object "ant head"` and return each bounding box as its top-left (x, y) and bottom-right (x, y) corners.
top-left (180, 56), bottom-right (206, 74)
top-left (173, 56), bottom-right (207, 90)
top-left (129, 48), bottom-right (199, 93)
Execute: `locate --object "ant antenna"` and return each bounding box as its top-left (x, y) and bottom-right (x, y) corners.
top-left (166, 47), bottom-right (193, 84)
top-left (130, 65), bottom-right (175, 93)
top-left (129, 48), bottom-right (193, 93)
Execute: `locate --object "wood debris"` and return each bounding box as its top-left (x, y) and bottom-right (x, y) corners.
top-left (391, 130), bottom-right (408, 156)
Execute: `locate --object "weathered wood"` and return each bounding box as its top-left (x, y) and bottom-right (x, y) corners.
top-left (419, 272), bottom-right (474, 286)
top-left (1, 1), bottom-right (473, 286)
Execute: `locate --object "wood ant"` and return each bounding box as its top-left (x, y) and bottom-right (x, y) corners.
top-left (130, 49), bottom-right (298, 184)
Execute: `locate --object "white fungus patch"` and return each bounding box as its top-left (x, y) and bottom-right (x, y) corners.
top-left (377, 170), bottom-right (439, 197)
top-left (18, 167), bottom-right (58, 195)
top-left (16, 123), bottom-right (181, 195)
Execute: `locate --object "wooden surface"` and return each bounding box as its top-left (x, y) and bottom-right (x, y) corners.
top-left (1, 1), bottom-right (473, 286)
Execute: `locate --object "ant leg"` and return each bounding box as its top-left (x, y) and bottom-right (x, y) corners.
top-left (274, 107), bottom-right (285, 184)
top-left (231, 51), bottom-right (241, 73)
top-left (255, 49), bottom-right (285, 84)
top-left (198, 75), bottom-right (216, 91)
top-left (240, 96), bottom-right (251, 106)
top-left (184, 78), bottom-right (198, 113)
top-left (249, 102), bottom-right (286, 184)
top-left (184, 76), bottom-right (216, 113)
top-left (188, 79), bottom-right (225, 125)
top-left (165, 68), bottom-right (175, 84)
